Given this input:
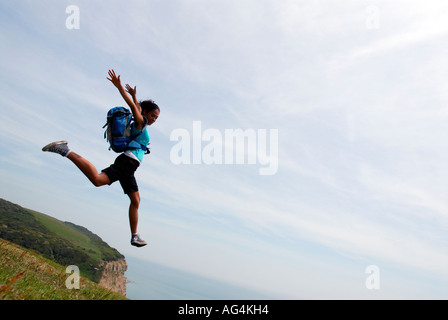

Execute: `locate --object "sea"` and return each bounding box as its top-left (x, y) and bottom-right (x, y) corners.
top-left (125, 255), bottom-right (274, 300)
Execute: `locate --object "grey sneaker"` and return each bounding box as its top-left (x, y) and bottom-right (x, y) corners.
top-left (42, 140), bottom-right (70, 157)
top-left (131, 234), bottom-right (148, 247)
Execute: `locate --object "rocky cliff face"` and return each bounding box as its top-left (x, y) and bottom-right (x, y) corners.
top-left (98, 258), bottom-right (128, 296)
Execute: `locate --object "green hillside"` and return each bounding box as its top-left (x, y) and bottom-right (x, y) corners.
top-left (0, 198), bottom-right (123, 283)
top-left (0, 239), bottom-right (127, 300)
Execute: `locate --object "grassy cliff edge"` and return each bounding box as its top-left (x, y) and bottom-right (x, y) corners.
top-left (0, 198), bottom-right (128, 299)
top-left (0, 239), bottom-right (127, 300)
top-left (0, 198), bottom-right (124, 283)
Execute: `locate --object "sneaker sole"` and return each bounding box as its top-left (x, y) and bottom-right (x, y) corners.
top-left (42, 140), bottom-right (68, 152)
top-left (131, 241), bottom-right (148, 247)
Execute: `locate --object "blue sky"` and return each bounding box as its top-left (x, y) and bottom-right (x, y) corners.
top-left (1, 0), bottom-right (448, 299)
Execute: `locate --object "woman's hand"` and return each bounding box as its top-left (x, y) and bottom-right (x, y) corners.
top-left (125, 84), bottom-right (137, 97)
top-left (107, 69), bottom-right (144, 128)
top-left (107, 69), bottom-right (122, 89)
top-left (126, 84), bottom-right (141, 113)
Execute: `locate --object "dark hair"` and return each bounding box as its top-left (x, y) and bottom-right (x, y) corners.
top-left (140, 99), bottom-right (160, 113)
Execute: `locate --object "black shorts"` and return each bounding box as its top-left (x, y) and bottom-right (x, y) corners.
top-left (101, 154), bottom-right (140, 194)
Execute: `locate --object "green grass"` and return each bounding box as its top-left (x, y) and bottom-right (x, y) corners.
top-left (0, 239), bottom-right (127, 300)
top-left (0, 198), bottom-right (124, 283)
top-left (28, 209), bottom-right (102, 260)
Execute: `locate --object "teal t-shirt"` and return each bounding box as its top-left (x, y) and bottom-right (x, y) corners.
top-left (129, 120), bottom-right (150, 162)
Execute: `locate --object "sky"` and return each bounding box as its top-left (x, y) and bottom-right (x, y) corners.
top-left (0, 0), bottom-right (447, 299)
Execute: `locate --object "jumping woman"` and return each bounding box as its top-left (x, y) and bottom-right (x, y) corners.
top-left (42, 69), bottom-right (160, 247)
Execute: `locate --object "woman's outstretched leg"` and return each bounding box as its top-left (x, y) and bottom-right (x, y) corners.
top-left (42, 140), bottom-right (110, 187)
top-left (67, 152), bottom-right (110, 187)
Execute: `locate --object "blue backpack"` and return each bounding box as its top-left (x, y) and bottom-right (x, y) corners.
top-left (103, 106), bottom-right (148, 153)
